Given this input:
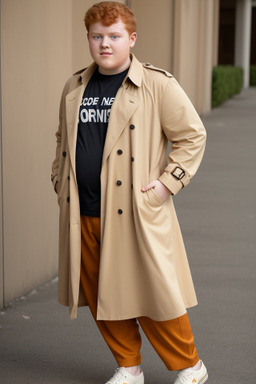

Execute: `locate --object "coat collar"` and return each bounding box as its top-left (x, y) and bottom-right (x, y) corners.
top-left (78, 53), bottom-right (143, 88)
top-left (126, 54), bottom-right (143, 87)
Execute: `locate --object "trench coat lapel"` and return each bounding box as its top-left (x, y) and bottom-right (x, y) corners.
top-left (102, 55), bottom-right (142, 164)
top-left (102, 87), bottom-right (140, 164)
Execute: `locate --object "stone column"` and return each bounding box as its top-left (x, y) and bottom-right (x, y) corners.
top-left (235, 0), bottom-right (252, 87)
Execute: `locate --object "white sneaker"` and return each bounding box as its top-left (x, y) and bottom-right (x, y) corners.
top-left (105, 367), bottom-right (144, 384)
top-left (173, 360), bottom-right (208, 384)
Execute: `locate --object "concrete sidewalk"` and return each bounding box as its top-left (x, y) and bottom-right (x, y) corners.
top-left (1, 88), bottom-right (256, 384)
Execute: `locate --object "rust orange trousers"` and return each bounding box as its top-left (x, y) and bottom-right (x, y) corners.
top-left (80, 216), bottom-right (199, 371)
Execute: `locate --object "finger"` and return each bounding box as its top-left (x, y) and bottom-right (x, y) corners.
top-left (141, 180), bottom-right (157, 192)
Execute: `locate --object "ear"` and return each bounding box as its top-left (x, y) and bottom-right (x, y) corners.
top-left (129, 32), bottom-right (137, 48)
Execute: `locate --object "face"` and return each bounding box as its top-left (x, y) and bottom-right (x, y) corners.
top-left (87, 19), bottom-right (137, 75)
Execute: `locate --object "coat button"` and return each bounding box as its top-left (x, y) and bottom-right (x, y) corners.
top-left (116, 180), bottom-right (122, 186)
top-left (62, 151), bottom-right (66, 157)
top-left (117, 149), bottom-right (123, 155)
top-left (131, 157), bottom-right (134, 162)
top-left (67, 176), bottom-right (70, 180)
top-left (118, 209), bottom-right (123, 214)
top-left (67, 197), bottom-right (70, 203)
top-left (130, 124), bottom-right (135, 130)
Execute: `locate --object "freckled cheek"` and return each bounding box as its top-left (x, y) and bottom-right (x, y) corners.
top-left (89, 39), bottom-right (99, 48)
top-left (91, 42), bottom-right (98, 50)
top-left (89, 44), bottom-right (99, 57)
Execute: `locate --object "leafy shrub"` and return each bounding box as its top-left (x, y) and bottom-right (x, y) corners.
top-left (212, 66), bottom-right (243, 107)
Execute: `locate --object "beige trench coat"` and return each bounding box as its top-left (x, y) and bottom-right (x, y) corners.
top-left (51, 54), bottom-right (206, 321)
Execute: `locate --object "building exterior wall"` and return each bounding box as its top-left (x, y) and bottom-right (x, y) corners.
top-left (235, 0), bottom-right (252, 87)
top-left (128, 0), bottom-right (174, 72)
top-left (0, 0), bottom-right (218, 308)
top-left (251, 4), bottom-right (256, 64)
top-left (130, 0), bottom-right (219, 114)
top-left (218, 0), bottom-right (255, 85)
top-left (1, 0), bottom-right (73, 305)
top-left (172, 0), bottom-right (218, 114)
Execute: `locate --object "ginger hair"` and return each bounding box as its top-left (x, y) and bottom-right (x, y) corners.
top-left (84, 1), bottom-right (137, 35)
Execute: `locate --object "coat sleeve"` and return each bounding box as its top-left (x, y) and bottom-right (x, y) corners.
top-left (158, 77), bottom-right (206, 195)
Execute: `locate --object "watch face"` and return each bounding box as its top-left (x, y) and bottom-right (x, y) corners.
top-left (171, 167), bottom-right (185, 180)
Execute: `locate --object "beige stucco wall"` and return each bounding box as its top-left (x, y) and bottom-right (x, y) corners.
top-left (130, 0), bottom-right (219, 115)
top-left (173, 0), bottom-right (218, 114)
top-left (129, 0), bottom-right (173, 71)
top-left (72, 0), bottom-right (95, 72)
top-left (1, 0), bottom-right (73, 304)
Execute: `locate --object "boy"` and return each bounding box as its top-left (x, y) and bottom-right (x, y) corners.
top-left (51, 2), bottom-right (208, 384)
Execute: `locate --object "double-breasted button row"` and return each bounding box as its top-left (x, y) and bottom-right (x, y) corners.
top-left (117, 177), bottom-right (122, 212)
top-left (116, 127), bottom-right (135, 215)
top-left (117, 148), bottom-right (134, 162)
top-left (130, 126), bottom-right (135, 162)
top-left (116, 177), bottom-right (123, 213)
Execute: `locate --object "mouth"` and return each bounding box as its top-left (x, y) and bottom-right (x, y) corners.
top-left (100, 52), bottom-right (112, 56)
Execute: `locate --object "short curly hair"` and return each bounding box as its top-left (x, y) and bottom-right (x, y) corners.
top-left (84, 2), bottom-right (137, 35)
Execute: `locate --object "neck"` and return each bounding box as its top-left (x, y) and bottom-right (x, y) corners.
top-left (98, 56), bottom-right (131, 75)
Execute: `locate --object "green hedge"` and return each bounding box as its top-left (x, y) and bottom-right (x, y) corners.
top-left (250, 66), bottom-right (256, 86)
top-left (212, 66), bottom-right (243, 107)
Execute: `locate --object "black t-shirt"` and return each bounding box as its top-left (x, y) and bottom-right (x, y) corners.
top-left (76, 67), bottom-right (128, 217)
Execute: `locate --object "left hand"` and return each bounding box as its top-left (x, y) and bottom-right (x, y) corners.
top-left (141, 180), bottom-right (171, 203)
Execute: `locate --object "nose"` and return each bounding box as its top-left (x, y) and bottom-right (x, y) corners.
top-left (101, 36), bottom-right (110, 48)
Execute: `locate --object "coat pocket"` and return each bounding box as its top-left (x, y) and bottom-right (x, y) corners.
top-left (148, 188), bottom-right (165, 206)
top-left (143, 188), bottom-right (165, 208)
top-left (137, 189), bottom-right (173, 257)
top-left (140, 188), bottom-right (171, 222)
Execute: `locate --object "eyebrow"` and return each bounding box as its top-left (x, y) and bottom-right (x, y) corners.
top-left (90, 31), bottom-right (122, 35)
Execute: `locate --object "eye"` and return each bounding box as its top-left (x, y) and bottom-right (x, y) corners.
top-left (92, 35), bottom-right (101, 40)
top-left (111, 35), bottom-right (119, 40)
